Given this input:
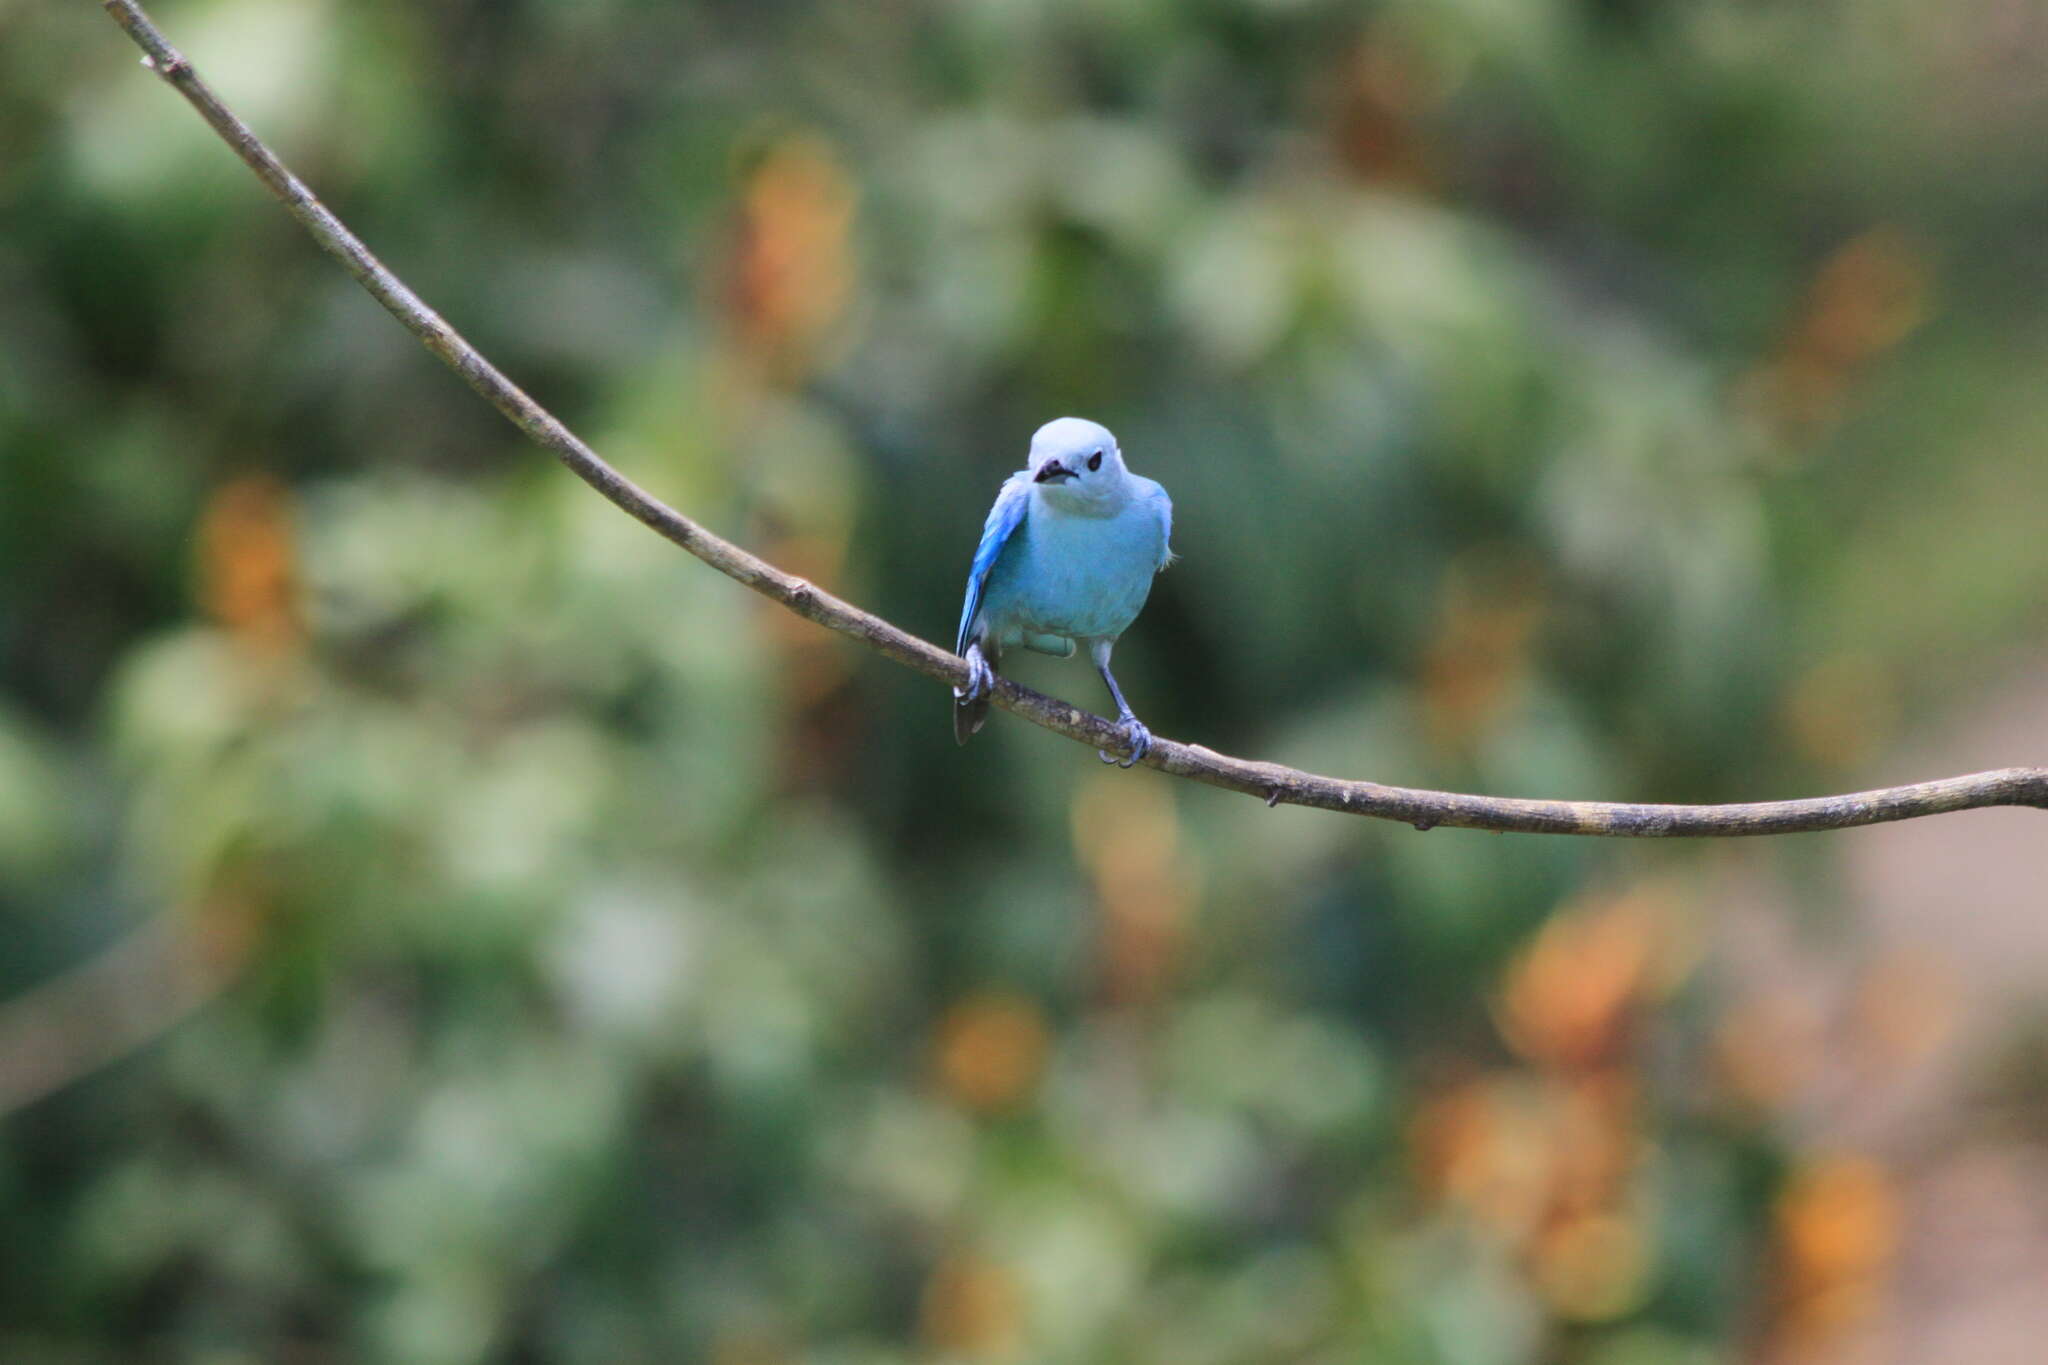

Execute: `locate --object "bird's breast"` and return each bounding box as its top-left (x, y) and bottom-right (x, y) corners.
top-left (983, 501), bottom-right (1164, 642)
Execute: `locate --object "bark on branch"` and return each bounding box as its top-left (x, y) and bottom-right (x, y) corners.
top-left (94, 0), bottom-right (2048, 836)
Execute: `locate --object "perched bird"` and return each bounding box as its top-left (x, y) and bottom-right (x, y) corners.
top-left (952, 417), bottom-right (1173, 767)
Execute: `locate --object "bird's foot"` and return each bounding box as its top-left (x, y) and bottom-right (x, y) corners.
top-left (1098, 716), bottom-right (1151, 768)
top-left (954, 645), bottom-right (994, 704)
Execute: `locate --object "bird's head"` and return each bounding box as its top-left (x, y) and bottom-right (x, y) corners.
top-left (1028, 417), bottom-right (1126, 506)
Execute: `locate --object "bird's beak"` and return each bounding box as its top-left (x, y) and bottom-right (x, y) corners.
top-left (1034, 461), bottom-right (1074, 484)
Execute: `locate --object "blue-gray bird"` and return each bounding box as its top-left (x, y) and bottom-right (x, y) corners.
top-left (953, 417), bottom-right (1173, 767)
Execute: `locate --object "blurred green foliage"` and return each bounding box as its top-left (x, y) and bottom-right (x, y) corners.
top-left (5, 0), bottom-right (2048, 1360)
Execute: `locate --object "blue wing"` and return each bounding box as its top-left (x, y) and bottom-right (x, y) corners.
top-left (956, 476), bottom-right (1030, 654)
top-left (1147, 480), bottom-right (1176, 570)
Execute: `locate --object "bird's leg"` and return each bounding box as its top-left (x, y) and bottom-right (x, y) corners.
top-left (955, 639), bottom-right (995, 703)
top-left (953, 638), bottom-right (1001, 746)
top-left (1090, 640), bottom-right (1151, 768)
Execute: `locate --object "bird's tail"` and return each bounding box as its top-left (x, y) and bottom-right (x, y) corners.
top-left (953, 686), bottom-right (991, 746)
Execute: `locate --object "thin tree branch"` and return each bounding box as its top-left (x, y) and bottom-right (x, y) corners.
top-left (94, 0), bottom-right (2048, 836)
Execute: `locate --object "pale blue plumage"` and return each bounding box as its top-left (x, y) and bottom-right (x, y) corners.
top-left (952, 418), bottom-right (1173, 766)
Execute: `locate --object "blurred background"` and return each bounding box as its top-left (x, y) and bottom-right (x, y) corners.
top-left (5, 0), bottom-right (2048, 1360)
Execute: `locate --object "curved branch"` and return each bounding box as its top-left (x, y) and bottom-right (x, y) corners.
top-left (95, 0), bottom-right (2048, 836)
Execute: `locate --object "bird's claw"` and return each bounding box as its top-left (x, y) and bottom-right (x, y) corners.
top-left (1098, 717), bottom-right (1151, 769)
top-left (954, 647), bottom-right (995, 704)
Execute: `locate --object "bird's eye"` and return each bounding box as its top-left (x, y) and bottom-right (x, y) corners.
top-left (1087, 449), bottom-right (1103, 472)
